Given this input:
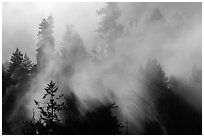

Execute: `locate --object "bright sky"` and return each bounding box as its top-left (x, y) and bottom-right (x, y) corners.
top-left (2, 2), bottom-right (201, 78)
top-left (2, 2), bottom-right (100, 63)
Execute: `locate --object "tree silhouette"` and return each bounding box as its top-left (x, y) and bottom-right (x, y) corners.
top-left (84, 100), bottom-right (123, 135)
top-left (137, 58), bottom-right (202, 134)
top-left (23, 120), bottom-right (43, 135)
top-left (6, 48), bottom-right (34, 83)
top-left (2, 61), bottom-right (11, 97)
top-left (137, 58), bottom-right (172, 134)
top-left (61, 92), bottom-right (86, 134)
top-left (23, 81), bottom-right (65, 134)
top-left (167, 75), bottom-right (202, 134)
top-left (7, 48), bottom-right (24, 82)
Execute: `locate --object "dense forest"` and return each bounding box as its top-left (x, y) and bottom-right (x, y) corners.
top-left (2, 3), bottom-right (202, 135)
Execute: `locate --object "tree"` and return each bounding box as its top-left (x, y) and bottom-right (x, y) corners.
top-left (7, 48), bottom-right (34, 83)
top-left (143, 58), bottom-right (168, 88)
top-left (84, 100), bottom-right (123, 135)
top-left (138, 59), bottom-right (202, 134)
top-left (8, 48), bottom-right (24, 81)
top-left (95, 2), bottom-right (124, 56)
top-left (3, 50), bottom-right (35, 135)
top-left (21, 53), bottom-right (34, 79)
top-left (62, 92), bottom-right (86, 135)
top-left (2, 61), bottom-right (11, 97)
top-left (138, 58), bottom-right (171, 134)
top-left (24, 81), bottom-right (65, 134)
top-left (59, 25), bottom-right (87, 77)
top-left (23, 120), bottom-right (44, 135)
top-left (22, 53), bottom-right (33, 75)
top-left (97, 2), bottom-right (123, 42)
top-left (36, 15), bottom-right (55, 71)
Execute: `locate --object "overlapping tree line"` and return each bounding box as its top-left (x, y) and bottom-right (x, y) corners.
top-left (2, 3), bottom-right (202, 135)
top-left (2, 14), bottom-right (123, 135)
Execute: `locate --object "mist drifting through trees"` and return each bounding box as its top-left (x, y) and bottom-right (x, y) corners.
top-left (2, 2), bottom-right (202, 135)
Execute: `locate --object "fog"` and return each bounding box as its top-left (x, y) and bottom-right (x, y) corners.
top-left (2, 2), bottom-right (202, 135)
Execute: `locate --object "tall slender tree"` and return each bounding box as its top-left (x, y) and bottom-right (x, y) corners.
top-left (96, 2), bottom-right (123, 42)
top-left (96, 3), bottom-right (123, 56)
top-left (34, 81), bottom-right (65, 134)
top-left (36, 15), bottom-right (55, 71)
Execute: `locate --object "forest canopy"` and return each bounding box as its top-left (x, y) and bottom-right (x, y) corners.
top-left (2, 2), bottom-right (202, 135)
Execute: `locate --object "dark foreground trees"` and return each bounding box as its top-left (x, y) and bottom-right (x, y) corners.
top-left (3, 13), bottom-right (201, 135)
top-left (6, 48), bottom-right (35, 83)
top-left (137, 59), bottom-right (202, 135)
top-left (84, 101), bottom-right (123, 135)
top-left (2, 48), bottom-right (36, 135)
top-left (23, 81), bottom-right (123, 135)
top-left (23, 81), bottom-right (65, 134)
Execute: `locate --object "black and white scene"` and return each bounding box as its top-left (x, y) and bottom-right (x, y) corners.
top-left (2, 2), bottom-right (202, 135)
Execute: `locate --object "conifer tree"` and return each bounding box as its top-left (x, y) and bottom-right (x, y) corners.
top-left (8, 48), bottom-right (24, 81)
top-left (24, 81), bottom-right (65, 135)
top-left (96, 2), bottom-right (123, 42)
top-left (22, 53), bottom-right (34, 78)
top-left (34, 80), bottom-right (65, 134)
top-left (36, 15), bottom-right (55, 71)
top-left (84, 101), bottom-right (123, 135)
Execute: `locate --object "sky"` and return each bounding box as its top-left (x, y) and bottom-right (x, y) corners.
top-left (2, 3), bottom-right (202, 134)
top-left (2, 3), bottom-right (201, 77)
top-left (2, 2), bottom-right (100, 63)
top-left (2, 2), bottom-right (202, 96)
